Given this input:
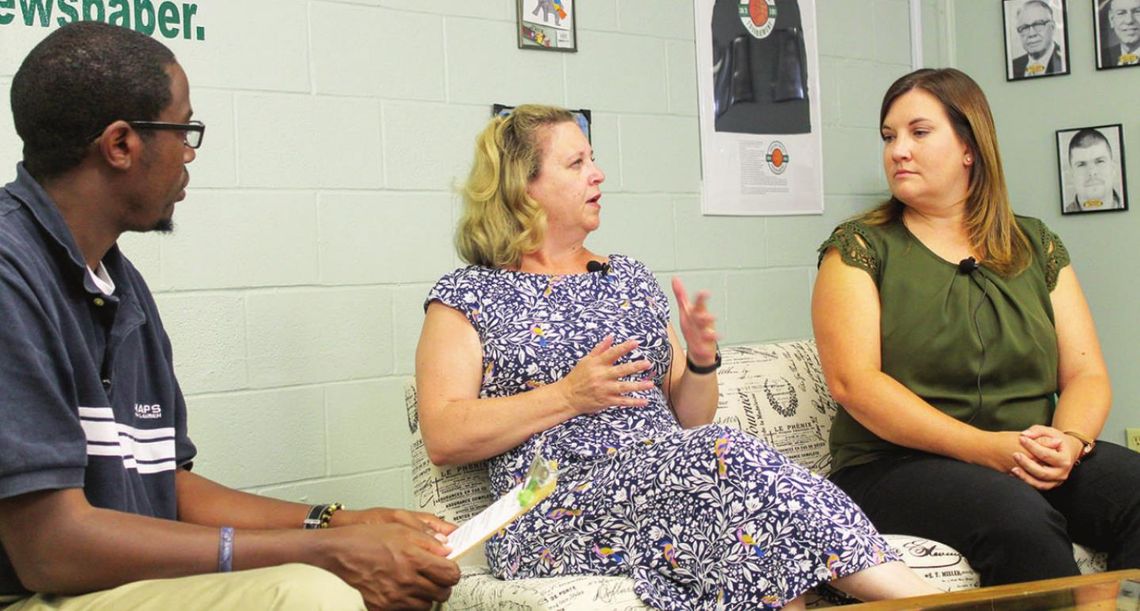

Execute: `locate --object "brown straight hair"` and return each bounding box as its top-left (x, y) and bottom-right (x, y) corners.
top-left (863, 68), bottom-right (1031, 277)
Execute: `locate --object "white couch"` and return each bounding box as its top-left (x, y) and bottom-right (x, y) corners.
top-left (405, 340), bottom-right (1105, 610)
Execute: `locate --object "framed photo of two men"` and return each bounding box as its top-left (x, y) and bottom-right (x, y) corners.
top-left (1003, 0), bottom-right (1071, 81)
top-left (1056, 124), bottom-right (1129, 215)
top-left (1095, 0), bottom-right (1140, 69)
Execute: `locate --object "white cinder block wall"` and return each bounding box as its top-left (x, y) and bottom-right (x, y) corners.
top-left (0, 0), bottom-right (942, 507)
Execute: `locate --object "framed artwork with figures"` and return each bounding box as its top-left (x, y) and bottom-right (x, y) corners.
top-left (517, 0), bottom-right (577, 52)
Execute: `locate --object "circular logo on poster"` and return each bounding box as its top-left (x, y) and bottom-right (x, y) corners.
top-left (739, 0), bottom-right (777, 39)
top-left (766, 141), bottom-right (789, 174)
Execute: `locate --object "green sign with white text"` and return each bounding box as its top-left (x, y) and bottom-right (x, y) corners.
top-left (0, 0), bottom-right (205, 40)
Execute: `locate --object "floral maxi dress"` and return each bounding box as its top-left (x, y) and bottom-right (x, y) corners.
top-left (426, 255), bottom-right (898, 610)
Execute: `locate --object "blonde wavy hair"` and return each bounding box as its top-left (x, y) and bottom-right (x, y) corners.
top-left (456, 104), bottom-right (576, 268)
top-left (863, 68), bottom-right (1031, 277)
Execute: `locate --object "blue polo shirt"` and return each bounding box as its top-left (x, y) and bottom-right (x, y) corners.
top-left (0, 164), bottom-right (197, 595)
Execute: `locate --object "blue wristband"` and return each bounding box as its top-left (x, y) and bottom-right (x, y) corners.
top-left (217, 526), bottom-right (234, 573)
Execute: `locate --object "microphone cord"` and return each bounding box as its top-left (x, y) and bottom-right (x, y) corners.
top-left (663, 336), bottom-right (677, 420)
top-left (965, 269), bottom-right (990, 425)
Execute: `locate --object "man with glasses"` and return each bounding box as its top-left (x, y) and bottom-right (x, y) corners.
top-left (1101, 0), bottom-right (1140, 67)
top-left (1011, 0), bottom-right (1065, 79)
top-left (0, 21), bottom-right (459, 611)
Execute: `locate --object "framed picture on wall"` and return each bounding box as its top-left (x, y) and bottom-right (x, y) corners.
top-left (1094, 0), bottom-right (1140, 69)
top-left (517, 0), bottom-right (577, 52)
top-left (492, 104), bottom-right (592, 142)
top-left (1002, 0), bottom-right (1071, 81)
top-left (1056, 124), bottom-right (1129, 215)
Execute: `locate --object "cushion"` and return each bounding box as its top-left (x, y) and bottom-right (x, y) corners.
top-left (405, 384), bottom-right (493, 526)
top-left (405, 340), bottom-right (1107, 609)
top-left (715, 341), bottom-right (836, 474)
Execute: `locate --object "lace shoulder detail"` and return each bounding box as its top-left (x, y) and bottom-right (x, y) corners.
top-left (817, 221), bottom-right (880, 278)
top-left (1036, 221), bottom-right (1070, 292)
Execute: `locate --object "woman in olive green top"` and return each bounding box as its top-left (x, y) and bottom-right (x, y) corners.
top-left (813, 68), bottom-right (1140, 587)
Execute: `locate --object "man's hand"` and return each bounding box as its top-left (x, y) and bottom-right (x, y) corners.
top-left (331, 508), bottom-right (456, 543)
top-left (320, 523), bottom-right (460, 610)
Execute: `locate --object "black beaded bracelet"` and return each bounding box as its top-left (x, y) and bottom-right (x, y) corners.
top-left (302, 502), bottom-right (345, 529)
top-left (686, 350), bottom-right (721, 375)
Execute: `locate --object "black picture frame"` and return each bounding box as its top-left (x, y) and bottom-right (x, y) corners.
top-left (1002, 0), bottom-right (1072, 81)
top-left (1056, 123), bottom-right (1129, 215)
top-left (1094, 0), bottom-right (1140, 70)
top-left (517, 0), bottom-right (577, 52)
top-left (492, 104), bottom-right (592, 142)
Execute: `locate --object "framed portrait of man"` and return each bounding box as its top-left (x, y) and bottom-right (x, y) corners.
top-left (1056, 124), bottom-right (1129, 215)
top-left (1002, 0), bottom-right (1071, 81)
top-left (1095, 0), bottom-right (1140, 69)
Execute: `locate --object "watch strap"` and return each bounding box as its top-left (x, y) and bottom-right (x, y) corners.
top-left (686, 350), bottom-right (721, 375)
top-left (1063, 430), bottom-right (1096, 463)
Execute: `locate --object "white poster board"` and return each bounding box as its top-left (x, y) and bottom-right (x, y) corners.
top-left (695, 0), bottom-right (824, 216)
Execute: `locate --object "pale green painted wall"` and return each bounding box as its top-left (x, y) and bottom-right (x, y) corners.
top-left (10, 0), bottom-right (1121, 506)
top-left (0, 1), bottom-right (926, 505)
top-left (946, 0), bottom-right (1139, 445)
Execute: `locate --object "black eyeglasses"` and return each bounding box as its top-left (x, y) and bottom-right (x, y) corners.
top-left (128, 120), bottom-right (206, 149)
top-left (1016, 19), bottom-right (1053, 35)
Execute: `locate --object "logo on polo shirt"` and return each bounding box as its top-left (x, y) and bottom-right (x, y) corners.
top-left (81, 406), bottom-right (177, 475)
top-left (135, 403), bottom-right (163, 419)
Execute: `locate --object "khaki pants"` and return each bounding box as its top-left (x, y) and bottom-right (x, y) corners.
top-left (3, 564), bottom-right (364, 611)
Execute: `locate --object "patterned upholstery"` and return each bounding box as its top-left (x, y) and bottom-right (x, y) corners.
top-left (405, 340), bottom-right (1106, 609)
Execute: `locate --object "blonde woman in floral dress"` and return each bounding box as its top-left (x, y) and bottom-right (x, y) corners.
top-left (415, 105), bottom-right (937, 610)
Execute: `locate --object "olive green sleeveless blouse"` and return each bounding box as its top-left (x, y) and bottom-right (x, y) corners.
top-left (818, 216), bottom-right (1070, 474)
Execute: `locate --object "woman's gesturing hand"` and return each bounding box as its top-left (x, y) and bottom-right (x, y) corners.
top-left (672, 277), bottom-right (719, 366)
top-left (557, 335), bottom-right (655, 415)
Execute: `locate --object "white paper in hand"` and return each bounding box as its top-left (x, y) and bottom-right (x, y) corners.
top-left (446, 444), bottom-right (557, 560)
